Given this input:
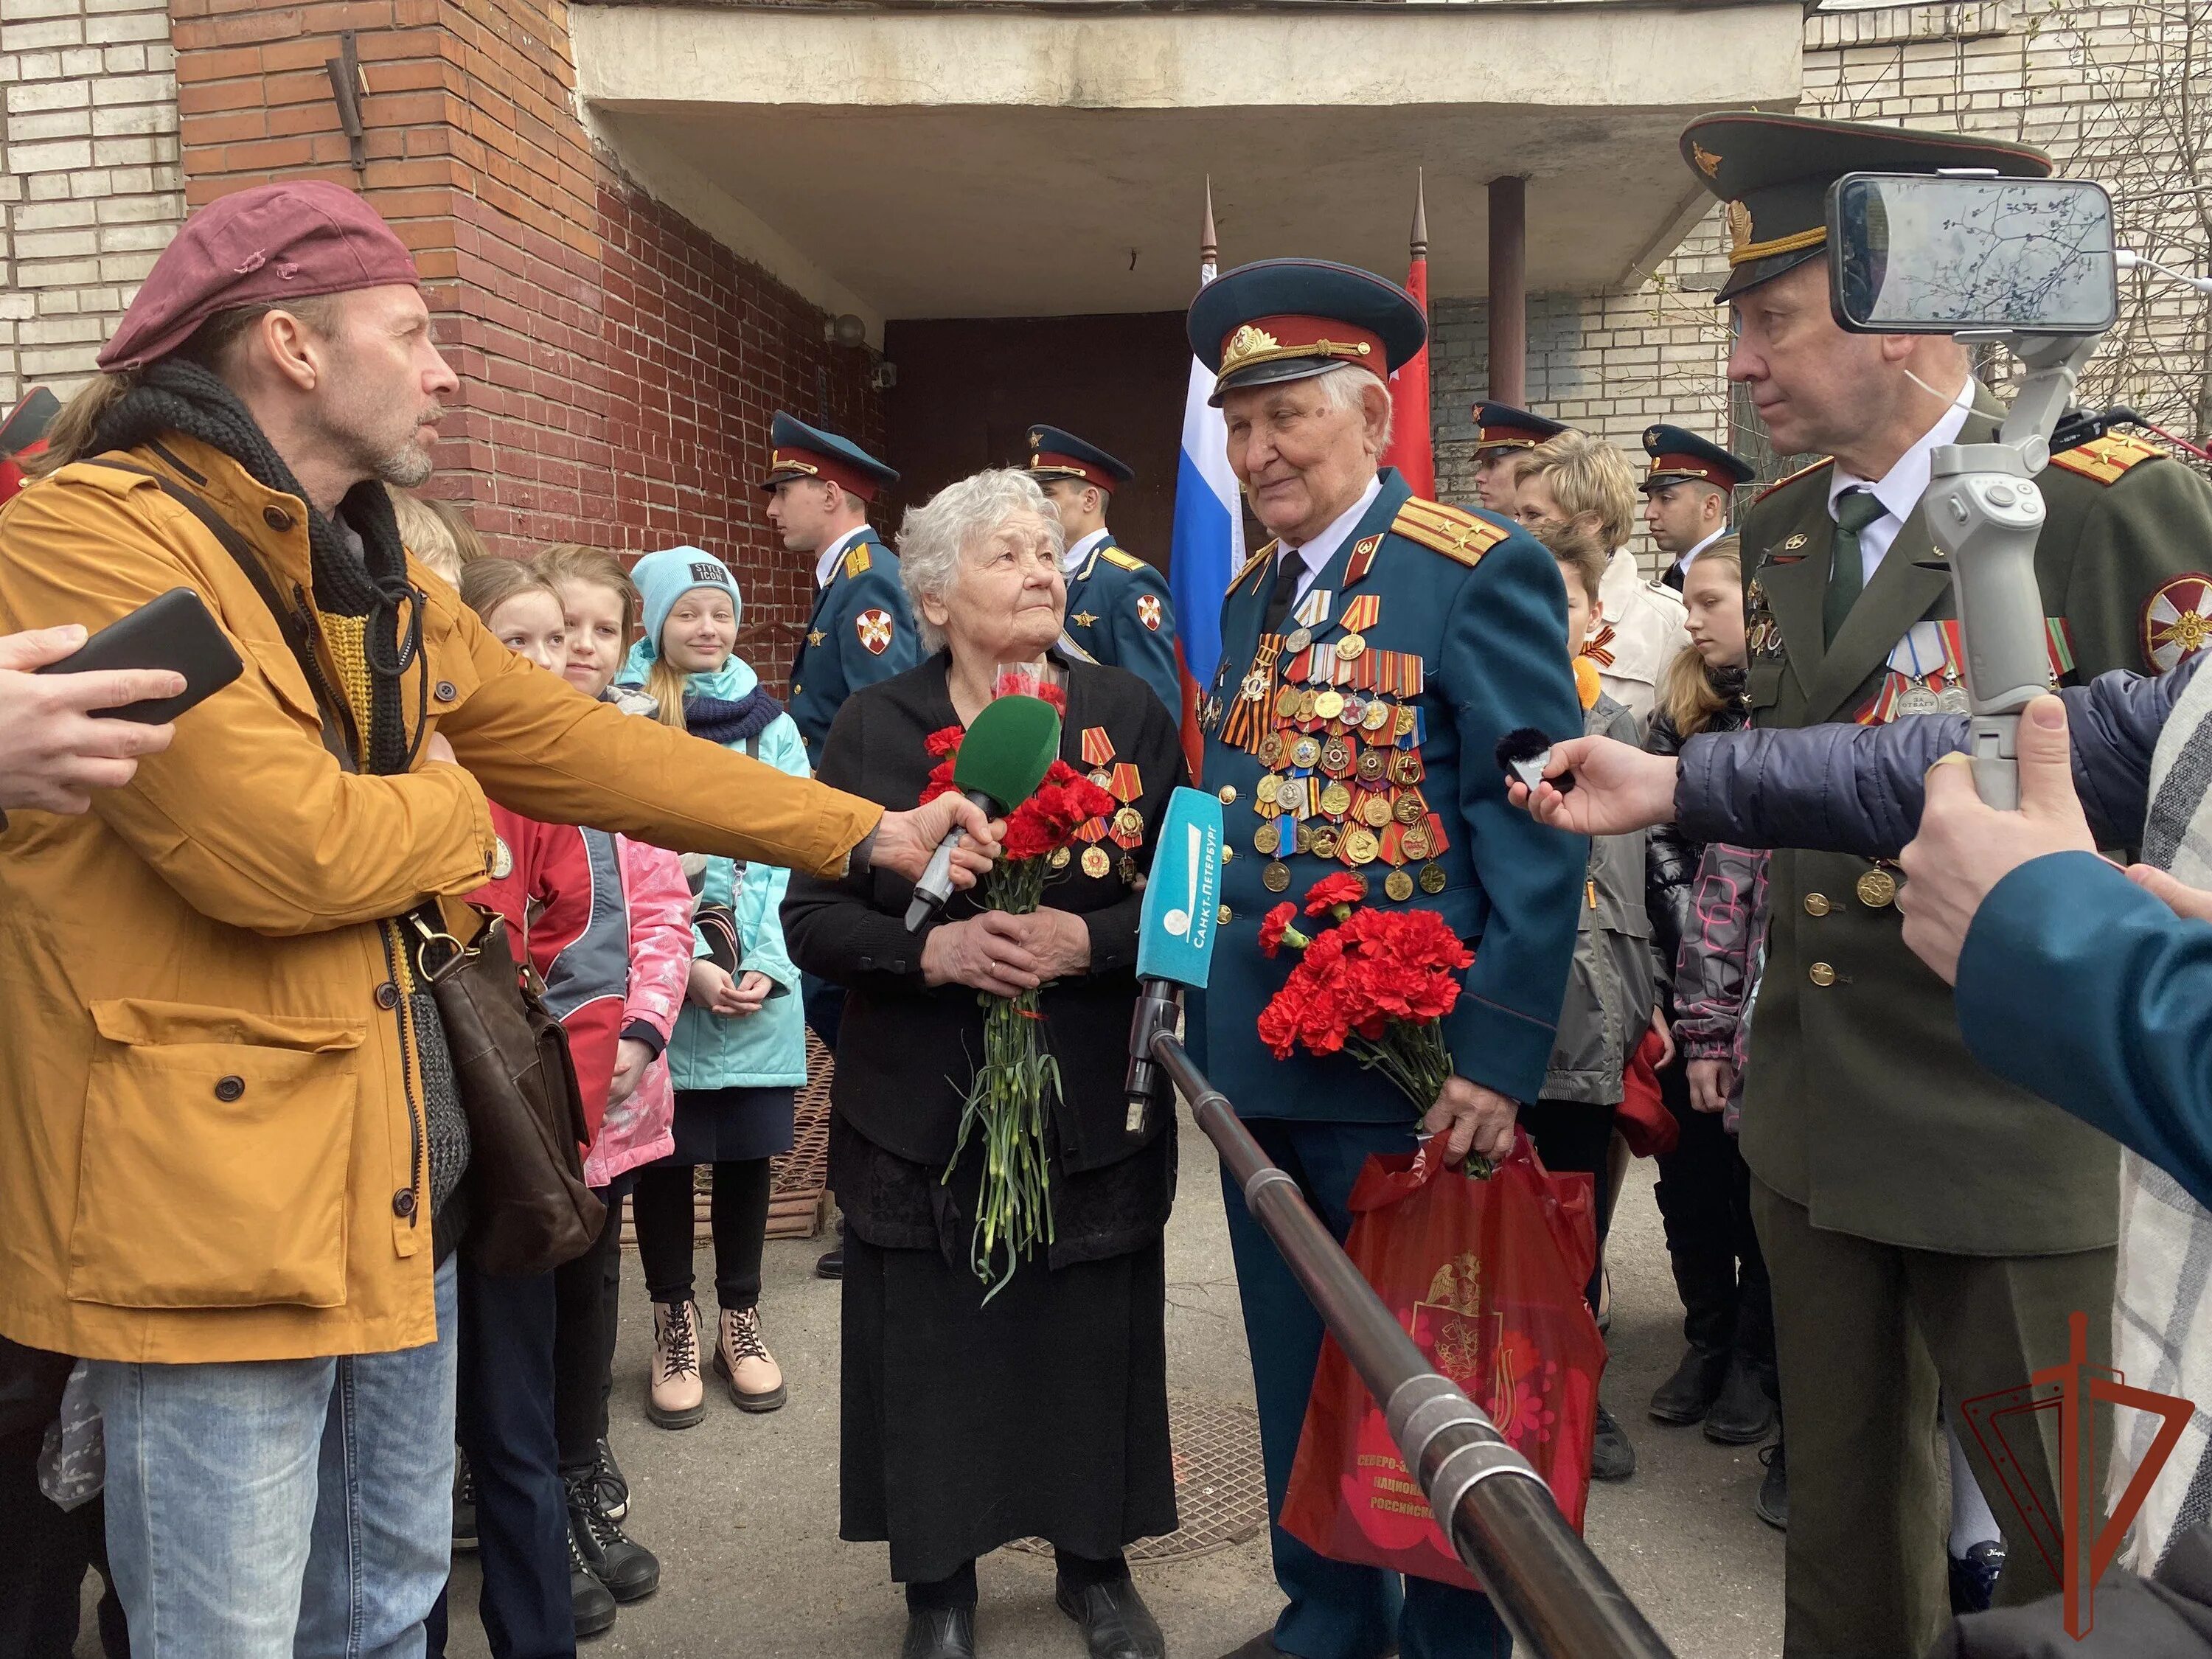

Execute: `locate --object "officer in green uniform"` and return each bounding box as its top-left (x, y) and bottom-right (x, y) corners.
top-left (1024, 424), bottom-right (1180, 713)
top-left (1467, 400), bottom-right (1565, 515)
top-left (1185, 258), bottom-right (1585, 1659)
top-left (1682, 109), bottom-right (2212, 1656)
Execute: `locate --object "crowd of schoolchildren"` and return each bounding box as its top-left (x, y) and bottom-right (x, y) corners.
top-left (383, 512), bottom-right (815, 1645)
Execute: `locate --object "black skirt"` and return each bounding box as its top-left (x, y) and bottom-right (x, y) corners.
top-left (663, 1085), bottom-right (795, 1166)
top-left (839, 1231), bottom-right (1178, 1584)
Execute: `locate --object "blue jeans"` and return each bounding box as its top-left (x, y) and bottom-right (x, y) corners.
top-left (86, 1257), bottom-right (459, 1659)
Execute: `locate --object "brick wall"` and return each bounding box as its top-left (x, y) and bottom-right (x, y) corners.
top-left (163, 0), bottom-right (882, 647)
top-left (0, 0), bottom-right (181, 409)
top-left (1429, 0), bottom-right (2212, 560)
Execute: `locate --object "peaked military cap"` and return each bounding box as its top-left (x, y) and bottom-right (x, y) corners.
top-left (1187, 258), bottom-right (1426, 406)
top-left (1026, 425), bottom-right (1133, 493)
top-left (759, 412), bottom-right (899, 502)
top-left (1680, 111), bottom-right (2052, 303)
top-left (1470, 402), bottom-right (1566, 455)
top-left (1640, 423), bottom-right (1754, 493)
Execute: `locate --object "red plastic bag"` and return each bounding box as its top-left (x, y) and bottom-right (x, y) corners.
top-left (1279, 1132), bottom-right (1607, 1591)
top-left (1615, 1026), bottom-right (1680, 1158)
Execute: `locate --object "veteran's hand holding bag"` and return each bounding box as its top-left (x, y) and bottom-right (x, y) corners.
top-left (1279, 1131), bottom-right (1607, 1591)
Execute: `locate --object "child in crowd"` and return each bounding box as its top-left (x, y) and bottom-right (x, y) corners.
top-left (616, 547), bottom-right (811, 1428)
top-left (440, 558), bottom-right (687, 1646)
top-left (1530, 522), bottom-right (1663, 1488)
top-left (388, 486), bottom-right (467, 588)
top-left (1645, 538), bottom-right (1789, 1523)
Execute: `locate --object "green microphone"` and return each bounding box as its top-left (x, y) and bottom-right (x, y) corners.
top-left (903, 692), bottom-right (1063, 930)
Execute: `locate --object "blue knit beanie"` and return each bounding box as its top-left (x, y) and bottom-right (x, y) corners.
top-left (633, 546), bottom-right (744, 660)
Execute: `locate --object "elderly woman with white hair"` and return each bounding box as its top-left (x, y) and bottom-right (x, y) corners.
top-left (783, 468), bottom-right (1189, 1659)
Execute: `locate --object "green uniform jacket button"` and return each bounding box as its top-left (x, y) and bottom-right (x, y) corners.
top-left (1217, 785), bottom-right (1237, 804)
top-left (1804, 893), bottom-right (1831, 917)
top-left (1809, 962), bottom-right (1837, 987)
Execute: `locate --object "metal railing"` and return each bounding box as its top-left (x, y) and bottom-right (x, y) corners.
top-left (1149, 1032), bottom-right (1678, 1659)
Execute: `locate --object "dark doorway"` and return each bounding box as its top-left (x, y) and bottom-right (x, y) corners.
top-left (880, 310), bottom-right (1190, 572)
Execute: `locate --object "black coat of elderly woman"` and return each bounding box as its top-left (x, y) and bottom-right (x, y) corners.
top-left (782, 467), bottom-right (1189, 1659)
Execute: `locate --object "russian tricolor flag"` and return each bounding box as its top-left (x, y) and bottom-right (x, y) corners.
top-left (1169, 257), bottom-right (1244, 781)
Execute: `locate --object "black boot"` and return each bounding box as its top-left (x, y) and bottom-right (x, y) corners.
top-left (1648, 1343), bottom-right (1730, 1425)
top-left (566, 1512), bottom-right (620, 1637)
top-left (593, 1437), bottom-right (627, 1523)
top-left (1590, 1402), bottom-right (1637, 1482)
top-left (566, 1467), bottom-right (661, 1604)
top-left (1755, 1434), bottom-right (1787, 1531)
top-left (900, 1608), bottom-right (975, 1659)
top-left (1057, 1573), bottom-right (1166, 1659)
top-left (1703, 1352), bottom-right (1778, 1445)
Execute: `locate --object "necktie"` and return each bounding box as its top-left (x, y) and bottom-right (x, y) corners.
top-left (1824, 489), bottom-right (1886, 646)
top-left (1262, 553), bottom-right (1305, 636)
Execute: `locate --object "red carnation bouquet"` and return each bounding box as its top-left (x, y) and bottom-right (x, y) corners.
top-left (1258, 874), bottom-right (1484, 1168)
top-left (919, 669), bottom-right (1114, 1298)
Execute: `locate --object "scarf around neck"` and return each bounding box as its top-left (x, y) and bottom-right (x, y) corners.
top-left (91, 358), bottom-right (422, 776)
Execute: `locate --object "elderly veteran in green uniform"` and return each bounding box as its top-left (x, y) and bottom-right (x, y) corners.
top-left (1673, 109), bottom-right (2212, 1656)
top-left (1639, 424), bottom-right (1752, 592)
top-left (765, 411), bottom-right (920, 771)
top-left (1186, 259), bottom-right (1585, 1659)
top-left (1466, 400), bottom-right (1564, 516)
top-left (1026, 424), bottom-right (1180, 714)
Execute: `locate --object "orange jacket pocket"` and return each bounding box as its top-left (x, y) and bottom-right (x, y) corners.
top-left (69, 999), bottom-right (365, 1310)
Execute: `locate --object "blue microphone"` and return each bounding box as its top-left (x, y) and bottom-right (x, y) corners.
top-left (1125, 787), bottom-right (1225, 1132)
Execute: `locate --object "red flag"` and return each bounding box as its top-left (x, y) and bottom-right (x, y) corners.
top-left (1380, 177), bottom-right (1434, 498)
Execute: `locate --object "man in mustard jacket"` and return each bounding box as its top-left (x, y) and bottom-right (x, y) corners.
top-left (0, 181), bottom-right (992, 1658)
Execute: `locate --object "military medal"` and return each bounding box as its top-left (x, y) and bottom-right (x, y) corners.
top-left (1394, 791), bottom-right (1427, 827)
top-left (1318, 781), bottom-right (1353, 819)
top-left (1257, 731), bottom-right (1285, 768)
top-left (1120, 854), bottom-right (1139, 883)
top-left (1283, 628), bottom-right (1311, 655)
top-left (1223, 636), bottom-right (1282, 754)
top-left (1310, 826), bottom-right (1339, 859)
top-left (1343, 827), bottom-right (1380, 866)
top-left (1394, 705), bottom-right (1418, 740)
top-left (1254, 821), bottom-right (1280, 856)
top-left (1256, 773), bottom-right (1282, 807)
top-left (1937, 686), bottom-right (1971, 714)
top-left (1274, 686), bottom-right (1301, 721)
top-left (1388, 750), bottom-right (1425, 786)
top-left (1262, 860), bottom-right (1291, 893)
top-left (1384, 869), bottom-right (1415, 902)
top-left (1110, 807), bottom-right (1144, 847)
top-left (1355, 748), bottom-right (1387, 785)
top-left (1051, 846), bottom-right (1073, 870)
top-left (1362, 699), bottom-right (1393, 735)
top-left (1321, 734), bottom-right (1354, 776)
top-left (1400, 821), bottom-right (1433, 860)
top-left (1857, 868), bottom-right (1898, 908)
top-left (1314, 689), bottom-right (1346, 723)
top-left (1290, 736), bottom-right (1321, 771)
top-left (1294, 824), bottom-right (1318, 856)
top-left (1361, 794), bottom-right (1394, 829)
top-left (1082, 846), bottom-right (1112, 879)
top-left (1894, 681), bottom-right (1941, 716)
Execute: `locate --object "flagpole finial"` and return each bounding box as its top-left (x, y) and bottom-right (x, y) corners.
top-left (1410, 168), bottom-right (1428, 259)
top-left (1201, 177), bottom-right (1219, 267)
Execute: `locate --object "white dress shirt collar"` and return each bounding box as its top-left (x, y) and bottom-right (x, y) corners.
top-left (1675, 521), bottom-right (1733, 577)
top-left (1062, 526), bottom-right (1111, 576)
top-left (1824, 380), bottom-right (1975, 583)
top-left (1276, 474), bottom-right (1384, 600)
top-left (814, 524), bottom-right (870, 591)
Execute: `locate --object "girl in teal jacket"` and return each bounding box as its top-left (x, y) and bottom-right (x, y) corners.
top-left (618, 547), bottom-right (809, 1425)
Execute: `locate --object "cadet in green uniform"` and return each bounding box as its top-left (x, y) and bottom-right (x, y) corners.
top-left (1682, 110), bottom-right (2212, 1656)
top-left (1024, 425), bottom-right (1180, 714)
top-left (1186, 258), bottom-right (1585, 1659)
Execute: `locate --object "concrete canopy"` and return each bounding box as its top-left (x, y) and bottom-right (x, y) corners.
top-left (570, 2), bottom-right (1804, 337)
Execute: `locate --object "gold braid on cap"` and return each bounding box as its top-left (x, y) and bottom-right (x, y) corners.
top-left (1220, 324), bottom-right (1374, 377)
top-left (1726, 198), bottom-right (1827, 267)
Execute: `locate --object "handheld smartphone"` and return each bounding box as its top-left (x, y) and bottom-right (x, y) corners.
top-left (35, 586), bottom-right (244, 723)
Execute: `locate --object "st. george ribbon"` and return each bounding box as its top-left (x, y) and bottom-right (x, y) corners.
top-left (1124, 785), bottom-right (1223, 1133)
top-left (903, 692), bottom-right (1063, 931)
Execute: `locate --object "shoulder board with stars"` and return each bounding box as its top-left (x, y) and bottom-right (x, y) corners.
top-left (1099, 546), bottom-right (1147, 573)
top-left (843, 541), bottom-right (874, 580)
top-left (1754, 456), bottom-right (1835, 504)
top-left (1233, 539), bottom-right (1279, 591)
top-left (2052, 432), bottom-right (2166, 486)
top-left (1391, 498), bottom-right (1507, 568)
